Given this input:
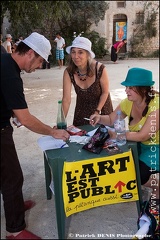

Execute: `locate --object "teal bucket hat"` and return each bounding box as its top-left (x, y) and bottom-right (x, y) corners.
top-left (121, 67), bottom-right (155, 86)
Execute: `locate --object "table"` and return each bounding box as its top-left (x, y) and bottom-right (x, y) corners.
top-left (43, 125), bottom-right (142, 239)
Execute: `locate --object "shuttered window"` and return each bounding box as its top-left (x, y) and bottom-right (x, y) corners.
top-left (117, 1), bottom-right (126, 8)
top-left (136, 12), bottom-right (144, 24)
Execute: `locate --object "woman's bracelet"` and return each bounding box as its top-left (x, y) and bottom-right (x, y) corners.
top-left (95, 109), bottom-right (101, 114)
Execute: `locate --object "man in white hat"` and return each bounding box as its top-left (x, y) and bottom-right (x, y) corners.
top-left (2, 34), bottom-right (12, 53)
top-left (1, 32), bottom-right (70, 239)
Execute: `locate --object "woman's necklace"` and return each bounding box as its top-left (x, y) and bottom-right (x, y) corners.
top-left (77, 69), bottom-right (88, 81)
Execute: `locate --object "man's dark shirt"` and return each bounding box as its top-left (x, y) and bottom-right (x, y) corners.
top-left (1, 53), bottom-right (28, 129)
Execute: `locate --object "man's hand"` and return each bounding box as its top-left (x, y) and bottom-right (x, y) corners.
top-left (51, 128), bottom-right (70, 141)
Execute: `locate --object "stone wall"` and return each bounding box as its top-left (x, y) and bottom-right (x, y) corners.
top-left (90, 1), bottom-right (159, 55)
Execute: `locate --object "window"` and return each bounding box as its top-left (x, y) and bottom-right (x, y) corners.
top-left (136, 12), bottom-right (144, 24)
top-left (117, 1), bottom-right (126, 8)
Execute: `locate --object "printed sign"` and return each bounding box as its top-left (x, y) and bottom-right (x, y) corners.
top-left (62, 150), bottom-right (139, 217)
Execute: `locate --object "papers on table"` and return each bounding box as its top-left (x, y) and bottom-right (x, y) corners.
top-left (37, 126), bottom-right (115, 151)
top-left (37, 136), bottom-right (69, 151)
top-left (69, 135), bottom-right (91, 144)
top-left (37, 135), bottom-right (91, 151)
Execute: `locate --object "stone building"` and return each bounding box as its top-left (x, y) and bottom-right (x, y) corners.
top-left (91, 1), bottom-right (159, 56)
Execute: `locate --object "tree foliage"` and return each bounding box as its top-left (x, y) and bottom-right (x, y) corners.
top-left (129, 2), bottom-right (158, 57)
top-left (1, 1), bottom-right (71, 40)
top-left (59, 1), bottom-right (109, 42)
top-left (1, 1), bottom-right (108, 39)
top-left (1, 1), bottom-right (109, 62)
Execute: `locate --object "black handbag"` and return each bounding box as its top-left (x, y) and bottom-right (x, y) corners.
top-left (82, 124), bottom-right (110, 154)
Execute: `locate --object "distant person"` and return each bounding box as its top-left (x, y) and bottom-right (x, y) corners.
top-left (2, 34), bottom-right (13, 53)
top-left (11, 38), bottom-right (20, 52)
top-left (42, 54), bottom-right (51, 69)
top-left (54, 32), bottom-right (65, 68)
top-left (62, 36), bottom-right (113, 126)
top-left (19, 36), bottom-right (23, 41)
top-left (1, 32), bottom-right (70, 239)
top-left (1, 35), bottom-right (7, 54)
top-left (111, 38), bottom-right (127, 63)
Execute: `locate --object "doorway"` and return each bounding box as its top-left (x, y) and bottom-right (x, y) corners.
top-left (113, 14), bottom-right (127, 53)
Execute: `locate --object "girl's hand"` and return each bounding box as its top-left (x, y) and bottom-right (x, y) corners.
top-left (89, 114), bottom-right (101, 126)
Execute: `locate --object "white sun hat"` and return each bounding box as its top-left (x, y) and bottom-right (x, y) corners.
top-left (22, 32), bottom-right (51, 62)
top-left (6, 34), bottom-right (12, 38)
top-left (66, 36), bottom-right (95, 58)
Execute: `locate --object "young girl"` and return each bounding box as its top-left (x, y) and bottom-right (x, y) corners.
top-left (90, 67), bottom-right (159, 201)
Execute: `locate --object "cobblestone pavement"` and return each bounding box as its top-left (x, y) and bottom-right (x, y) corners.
top-left (1, 59), bottom-right (159, 239)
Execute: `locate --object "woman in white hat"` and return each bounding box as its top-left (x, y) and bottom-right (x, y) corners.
top-left (2, 34), bottom-right (12, 53)
top-left (62, 36), bottom-right (113, 126)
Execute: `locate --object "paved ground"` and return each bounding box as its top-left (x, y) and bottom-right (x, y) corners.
top-left (1, 59), bottom-right (159, 239)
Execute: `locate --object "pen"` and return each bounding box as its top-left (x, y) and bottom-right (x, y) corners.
top-left (60, 138), bottom-right (70, 148)
top-left (60, 143), bottom-right (67, 148)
